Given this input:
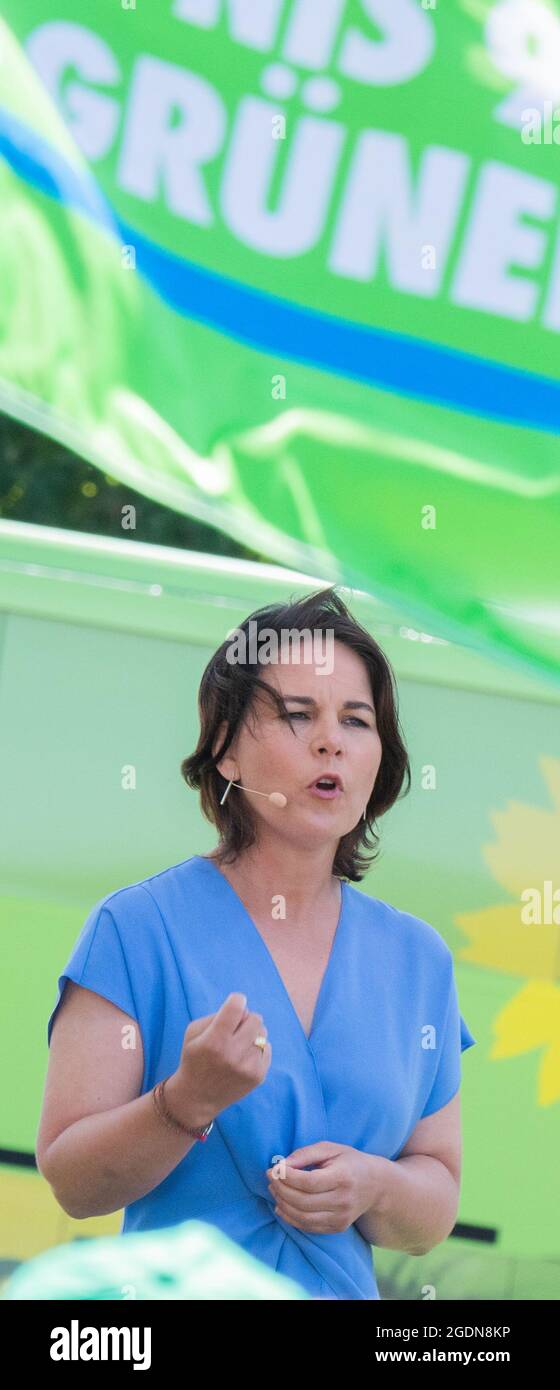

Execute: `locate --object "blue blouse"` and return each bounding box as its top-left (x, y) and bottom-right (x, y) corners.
top-left (46, 854), bottom-right (476, 1301)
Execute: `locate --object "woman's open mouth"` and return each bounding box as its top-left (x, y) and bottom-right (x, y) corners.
top-left (307, 776), bottom-right (344, 800)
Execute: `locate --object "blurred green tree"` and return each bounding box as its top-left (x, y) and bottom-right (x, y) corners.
top-left (0, 413), bottom-right (266, 562)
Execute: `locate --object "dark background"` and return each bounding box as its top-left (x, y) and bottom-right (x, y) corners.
top-left (0, 413), bottom-right (266, 561)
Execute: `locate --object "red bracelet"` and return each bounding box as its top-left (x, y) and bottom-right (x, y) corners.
top-left (152, 1077), bottom-right (214, 1141)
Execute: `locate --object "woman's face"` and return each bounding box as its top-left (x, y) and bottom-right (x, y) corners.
top-left (217, 639), bottom-right (383, 849)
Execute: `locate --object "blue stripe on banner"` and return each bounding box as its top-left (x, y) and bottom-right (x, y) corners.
top-left (2, 105), bottom-right (560, 435)
top-left (0, 106), bottom-right (117, 234)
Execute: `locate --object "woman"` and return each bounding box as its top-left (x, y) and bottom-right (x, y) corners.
top-left (37, 586), bottom-right (476, 1301)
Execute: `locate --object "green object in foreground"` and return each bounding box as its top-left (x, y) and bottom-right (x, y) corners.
top-left (1, 5), bottom-right (560, 689)
top-left (2, 1219), bottom-right (311, 1301)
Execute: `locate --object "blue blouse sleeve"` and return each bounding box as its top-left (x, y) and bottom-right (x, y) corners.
top-left (47, 902), bottom-right (139, 1047)
top-left (420, 963), bottom-right (476, 1119)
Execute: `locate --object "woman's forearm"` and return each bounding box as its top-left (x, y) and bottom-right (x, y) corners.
top-left (38, 1073), bottom-right (215, 1219)
top-left (355, 1153), bottom-right (459, 1254)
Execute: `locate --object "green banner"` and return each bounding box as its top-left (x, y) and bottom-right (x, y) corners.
top-left (1, 1), bottom-right (559, 684)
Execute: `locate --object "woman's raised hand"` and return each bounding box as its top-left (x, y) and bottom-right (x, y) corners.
top-left (167, 993), bottom-right (271, 1128)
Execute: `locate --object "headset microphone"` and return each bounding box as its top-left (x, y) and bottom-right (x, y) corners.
top-left (220, 781), bottom-right (287, 809)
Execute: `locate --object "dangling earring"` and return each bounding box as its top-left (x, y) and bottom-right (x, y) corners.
top-left (220, 779), bottom-right (235, 806)
top-left (362, 807), bottom-right (367, 821)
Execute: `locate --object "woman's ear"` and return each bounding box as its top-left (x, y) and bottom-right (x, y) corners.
top-left (212, 722), bottom-right (237, 783)
top-left (216, 757), bottom-right (238, 785)
top-left (211, 720), bottom-right (227, 762)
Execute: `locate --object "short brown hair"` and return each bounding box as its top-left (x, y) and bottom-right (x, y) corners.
top-left (180, 586), bottom-right (410, 882)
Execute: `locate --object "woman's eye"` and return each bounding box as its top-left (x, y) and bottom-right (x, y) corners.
top-left (284, 711), bottom-right (368, 726)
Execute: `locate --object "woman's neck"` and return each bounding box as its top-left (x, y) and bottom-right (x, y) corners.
top-left (208, 840), bottom-right (340, 921)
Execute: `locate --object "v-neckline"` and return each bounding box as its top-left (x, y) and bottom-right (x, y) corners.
top-left (199, 855), bottom-right (348, 1049)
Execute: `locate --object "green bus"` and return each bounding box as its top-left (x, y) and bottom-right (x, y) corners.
top-left (1, 517), bottom-right (558, 1300)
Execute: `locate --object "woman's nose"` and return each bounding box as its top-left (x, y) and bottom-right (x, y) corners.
top-left (312, 725), bottom-right (343, 755)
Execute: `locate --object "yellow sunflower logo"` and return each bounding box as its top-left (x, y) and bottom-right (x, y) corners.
top-left (455, 756), bottom-right (560, 1107)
